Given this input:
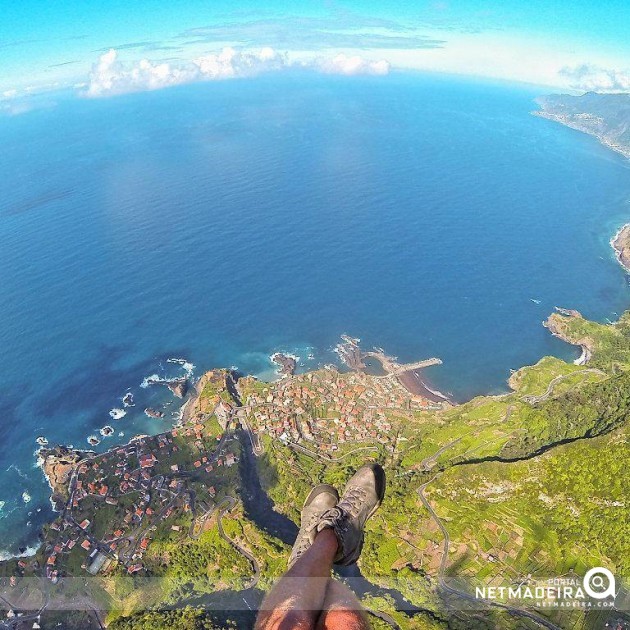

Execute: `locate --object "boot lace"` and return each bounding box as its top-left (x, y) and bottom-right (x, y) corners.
top-left (338, 487), bottom-right (367, 517)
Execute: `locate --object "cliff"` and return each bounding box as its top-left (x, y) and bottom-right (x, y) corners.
top-left (612, 224), bottom-right (630, 272)
top-left (535, 92), bottom-right (630, 158)
top-left (40, 446), bottom-right (88, 511)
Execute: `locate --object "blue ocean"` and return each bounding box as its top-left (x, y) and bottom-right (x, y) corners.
top-left (0, 72), bottom-right (628, 556)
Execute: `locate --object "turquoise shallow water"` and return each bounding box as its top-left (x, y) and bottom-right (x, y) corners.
top-left (0, 72), bottom-right (629, 555)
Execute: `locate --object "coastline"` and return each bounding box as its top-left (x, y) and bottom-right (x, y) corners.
top-left (13, 215), bottom-right (627, 562)
top-left (532, 109), bottom-right (630, 160)
top-left (396, 369), bottom-right (451, 403)
top-left (335, 335), bottom-right (450, 404)
top-left (543, 307), bottom-right (594, 365)
top-left (31, 336), bottom-right (449, 517)
top-left (38, 446), bottom-right (91, 512)
top-left (611, 223), bottom-right (630, 273)
top-left (19, 371), bottom-right (218, 563)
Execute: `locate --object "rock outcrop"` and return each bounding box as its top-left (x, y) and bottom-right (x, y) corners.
top-left (144, 407), bottom-right (165, 419)
top-left (40, 446), bottom-right (88, 510)
top-left (167, 378), bottom-right (188, 398)
top-left (612, 224), bottom-right (630, 273)
top-left (544, 308), bottom-right (593, 365)
top-left (271, 353), bottom-right (297, 377)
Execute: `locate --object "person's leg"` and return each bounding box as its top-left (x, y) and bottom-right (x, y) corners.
top-left (256, 465), bottom-right (385, 630)
top-left (315, 579), bottom-right (371, 630)
top-left (256, 483), bottom-right (340, 630)
top-left (255, 528), bottom-right (339, 630)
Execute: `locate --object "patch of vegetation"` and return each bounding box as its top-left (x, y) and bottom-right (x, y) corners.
top-left (5, 309), bottom-right (630, 630)
top-left (109, 606), bottom-right (235, 629)
top-left (508, 356), bottom-right (595, 395)
top-left (429, 423), bottom-right (629, 579)
top-left (546, 310), bottom-right (630, 373)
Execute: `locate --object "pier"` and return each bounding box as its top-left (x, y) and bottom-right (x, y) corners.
top-left (363, 351), bottom-right (443, 378)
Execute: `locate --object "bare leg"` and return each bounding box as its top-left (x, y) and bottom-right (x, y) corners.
top-left (315, 580), bottom-right (371, 630)
top-left (257, 465), bottom-right (384, 630)
top-left (256, 529), bottom-right (339, 630)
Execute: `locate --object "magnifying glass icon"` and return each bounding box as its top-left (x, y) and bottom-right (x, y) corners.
top-left (584, 567), bottom-right (615, 600)
top-left (591, 576), bottom-right (605, 588)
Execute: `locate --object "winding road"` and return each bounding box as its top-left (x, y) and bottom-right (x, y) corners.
top-left (417, 477), bottom-right (562, 630)
top-left (521, 368), bottom-right (604, 405)
top-left (419, 438), bottom-right (462, 471)
top-left (215, 497), bottom-right (260, 591)
top-left (288, 442), bottom-right (379, 463)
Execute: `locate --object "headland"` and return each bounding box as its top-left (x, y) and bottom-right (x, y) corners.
top-left (612, 223), bottom-right (630, 273)
top-left (535, 92), bottom-right (630, 159)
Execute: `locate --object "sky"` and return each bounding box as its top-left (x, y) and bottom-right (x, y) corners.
top-left (1, 0), bottom-right (629, 108)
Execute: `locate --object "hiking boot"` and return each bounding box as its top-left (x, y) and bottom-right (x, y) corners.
top-left (288, 484), bottom-right (339, 568)
top-left (314, 463), bottom-right (386, 566)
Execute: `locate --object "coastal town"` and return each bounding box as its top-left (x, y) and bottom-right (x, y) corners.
top-left (240, 366), bottom-right (441, 453)
top-left (1, 314), bottom-right (628, 630)
top-left (1, 342), bottom-right (447, 587)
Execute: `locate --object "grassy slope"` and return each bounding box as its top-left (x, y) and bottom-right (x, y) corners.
top-left (7, 310), bottom-right (630, 629)
top-left (257, 310), bottom-right (630, 628)
top-left (546, 310), bottom-right (630, 373)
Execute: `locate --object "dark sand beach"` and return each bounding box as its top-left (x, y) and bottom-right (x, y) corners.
top-left (397, 369), bottom-right (450, 403)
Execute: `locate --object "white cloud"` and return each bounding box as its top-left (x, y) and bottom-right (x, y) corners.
top-left (314, 53), bottom-right (390, 76)
top-left (86, 49), bottom-right (196, 97)
top-left (84, 46), bottom-right (389, 97)
top-left (193, 46), bottom-right (287, 79)
top-left (559, 64), bottom-right (630, 93)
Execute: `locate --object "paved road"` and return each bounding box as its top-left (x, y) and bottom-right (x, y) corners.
top-left (419, 438), bottom-right (462, 471)
top-left (288, 442), bottom-right (379, 462)
top-left (190, 503), bottom-right (216, 539)
top-left (417, 478), bottom-right (562, 630)
top-left (521, 368), bottom-right (604, 404)
top-left (216, 497), bottom-right (260, 591)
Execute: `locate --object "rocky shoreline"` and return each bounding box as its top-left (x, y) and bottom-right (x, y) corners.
top-left (543, 308), bottom-right (593, 365)
top-left (612, 224), bottom-right (630, 273)
top-left (39, 446), bottom-right (90, 511)
top-left (534, 110), bottom-right (630, 159)
top-left (270, 352), bottom-right (298, 377)
top-left (167, 378), bottom-right (188, 398)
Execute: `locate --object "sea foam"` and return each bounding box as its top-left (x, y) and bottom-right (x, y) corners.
top-left (0, 544), bottom-right (39, 562)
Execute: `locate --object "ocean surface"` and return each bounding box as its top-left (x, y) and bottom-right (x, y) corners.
top-left (0, 72), bottom-right (629, 556)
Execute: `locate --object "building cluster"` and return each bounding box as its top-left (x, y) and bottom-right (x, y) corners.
top-left (243, 369), bottom-right (420, 450)
top-left (22, 365), bottom-right (434, 585)
top-left (36, 408), bottom-right (236, 580)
